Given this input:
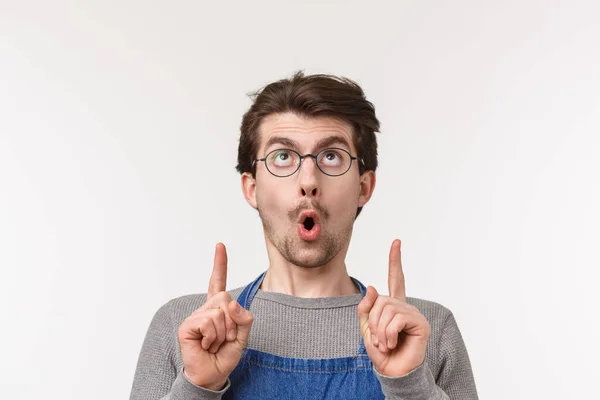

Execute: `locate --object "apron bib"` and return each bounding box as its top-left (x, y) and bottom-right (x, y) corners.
top-left (224, 272), bottom-right (385, 400)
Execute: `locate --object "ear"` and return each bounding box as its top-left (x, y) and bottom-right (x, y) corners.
top-left (357, 170), bottom-right (376, 207)
top-left (241, 172), bottom-right (258, 209)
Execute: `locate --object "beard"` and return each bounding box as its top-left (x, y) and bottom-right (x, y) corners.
top-left (257, 201), bottom-right (354, 268)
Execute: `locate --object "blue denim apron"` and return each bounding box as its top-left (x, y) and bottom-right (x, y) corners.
top-left (224, 271), bottom-right (385, 400)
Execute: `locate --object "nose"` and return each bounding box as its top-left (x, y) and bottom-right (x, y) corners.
top-left (297, 155), bottom-right (320, 199)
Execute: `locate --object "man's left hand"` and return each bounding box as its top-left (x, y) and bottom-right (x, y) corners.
top-left (357, 239), bottom-right (431, 377)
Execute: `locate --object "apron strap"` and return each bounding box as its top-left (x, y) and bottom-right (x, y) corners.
top-left (350, 277), bottom-right (369, 355)
top-left (237, 271), bottom-right (266, 310)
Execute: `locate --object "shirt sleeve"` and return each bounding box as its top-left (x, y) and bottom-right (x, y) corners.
top-left (374, 311), bottom-right (479, 400)
top-left (128, 300), bottom-right (230, 400)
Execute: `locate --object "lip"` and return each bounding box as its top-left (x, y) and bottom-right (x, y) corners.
top-left (298, 209), bottom-right (321, 224)
top-left (297, 209), bottom-right (321, 241)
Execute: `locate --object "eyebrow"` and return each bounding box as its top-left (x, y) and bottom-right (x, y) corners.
top-left (263, 135), bottom-right (352, 154)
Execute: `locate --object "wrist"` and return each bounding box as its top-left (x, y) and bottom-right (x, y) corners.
top-left (183, 369), bottom-right (227, 391)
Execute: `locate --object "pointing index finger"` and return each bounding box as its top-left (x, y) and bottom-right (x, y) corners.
top-left (208, 242), bottom-right (228, 298)
top-left (388, 239), bottom-right (406, 302)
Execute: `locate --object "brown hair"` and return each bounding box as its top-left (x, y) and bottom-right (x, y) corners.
top-left (236, 70), bottom-right (380, 217)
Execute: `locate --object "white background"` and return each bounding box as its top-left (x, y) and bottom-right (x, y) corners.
top-left (1, 1), bottom-right (599, 399)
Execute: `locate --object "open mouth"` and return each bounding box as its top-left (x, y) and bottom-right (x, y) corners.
top-left (297, 210), bottom-right (321, 241)
top-left (303, 217), bottom-right (315, 231)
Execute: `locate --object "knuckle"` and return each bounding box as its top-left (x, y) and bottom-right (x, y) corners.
top-left (225, 312), bottom-right (235, 323)
top-left (198, 303), bottom-right (213, 312)
top-left (214, 291), bottom-right (232, 302)
top-left (373, 296), bottom-right (383, 308)
top-left (198, 317), bottom-right (211, 330)
top-left (178, 320), bottom-right (192, 336)
top-left (203, 308), bottom-right (222, 320)
top-left (391, 314), bottom-right (404, 328)
top-left (178, 319), bottom-right (189, 331)
top-left (369, 322), bottom-right (378, 333)
top-left (214, 318), bottom-right (227, 331)
top-left (202, 296), bottom-right (218, 308)
top-left (202, 327), bottom-right (214, 338)
top-left (423, 319), bottom-right (431, 331)
top-left (382, 304), bottom-right (395, 315)
top-left (215, 322), bottom-right (226, 336)
top-left (386, 325), bottom-right (396, 337)
top-left (177, 326), bottom-right (186, 341)
top-left (191, 308), bottom-right (205, 317)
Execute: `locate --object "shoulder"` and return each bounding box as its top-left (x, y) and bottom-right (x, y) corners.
top-left (405, 296), bottom-right (459, 341)
top-left (406, 296), bottom-right (453, 324)
top-left (405, 296), bottom-right (468, 355)
top-left (404, 297), bottom-right (476, 387)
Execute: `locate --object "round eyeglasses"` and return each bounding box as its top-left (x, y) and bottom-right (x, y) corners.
top-left (253, 148), bottom-right (364, 177)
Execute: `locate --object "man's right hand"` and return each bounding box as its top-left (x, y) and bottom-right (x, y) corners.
top-left (177, 243), bottom-right (254, 391)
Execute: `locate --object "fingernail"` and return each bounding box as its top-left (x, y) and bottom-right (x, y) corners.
top-left (227, 329), bottom-right (235, 341)
top-left (387, 339), bottom-right (393, 348)
top-left (379, 342), bottom-right (386, 352)
top-left (372, 334), bottom-right (378, 346)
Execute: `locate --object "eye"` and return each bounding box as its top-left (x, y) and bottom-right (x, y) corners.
top-left (269, 150), bottom-right (295, 167)
top-left (319, 149), bottom-right (344, 166)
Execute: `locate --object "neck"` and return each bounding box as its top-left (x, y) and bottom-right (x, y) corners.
top-left (260, 240), bottom-right (360, 298)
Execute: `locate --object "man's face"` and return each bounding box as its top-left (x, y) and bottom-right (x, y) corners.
top-left (241, 112), bottom-right (375, 269)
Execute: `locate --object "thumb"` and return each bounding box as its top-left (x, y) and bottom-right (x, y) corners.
top-left (228, 300), bottom-right (254, 346)
top-left (357, 286), bottom-right (378, 335)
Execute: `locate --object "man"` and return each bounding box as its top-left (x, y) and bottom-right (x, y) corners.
top-left (130, 72), bottom-right (478, 399)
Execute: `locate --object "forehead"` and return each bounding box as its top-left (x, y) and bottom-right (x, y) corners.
top-left (257, 112), bottom-right (355, 152)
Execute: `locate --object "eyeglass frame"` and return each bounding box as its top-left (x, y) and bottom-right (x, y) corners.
top-left (252, 147), bottom-right (365, 178)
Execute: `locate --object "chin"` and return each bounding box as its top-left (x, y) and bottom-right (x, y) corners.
top-left (289, 257), bottom-right (328, 269)
top-left (265, 225), bottom-right (345, 269)
top-left (285, 243), bottom-right (337, 269)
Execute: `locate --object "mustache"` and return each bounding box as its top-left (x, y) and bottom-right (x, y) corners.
top-left (288, 201), bottom-right (330, 221)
